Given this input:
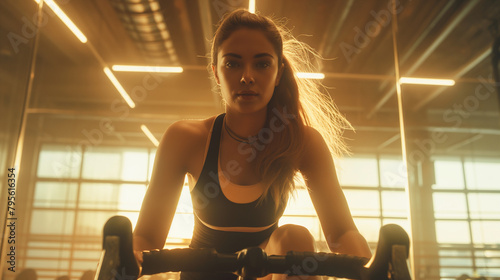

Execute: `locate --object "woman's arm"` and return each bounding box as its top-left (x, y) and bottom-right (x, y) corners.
top-left (133, 121), bottom-right (195, 251)
top-left (299, 127), bottom-right (372, 258)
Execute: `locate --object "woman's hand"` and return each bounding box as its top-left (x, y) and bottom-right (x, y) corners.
top-left (134, 249), bottom-right (144, 277)
top-left (134, 250), bottom-right (144, 265)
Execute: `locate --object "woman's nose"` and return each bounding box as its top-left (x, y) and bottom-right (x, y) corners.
top-left (240, 66), bottom-right (255, 85)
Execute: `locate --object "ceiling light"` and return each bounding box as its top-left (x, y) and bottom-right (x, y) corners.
top-left (34, 0), bottom-right (87, 43)
top-left (141, 125), bottom-right (159, 147)
top-left (103, 67), bottom-right (135, 108)
top-left (399, 77), bottom-right (455, 86)
top-left (112, 65), bottom-right (183, 73)
top-left (249, 0), bottom-right (256, 13)
top-left (296, 72), bottom-right (325, 79)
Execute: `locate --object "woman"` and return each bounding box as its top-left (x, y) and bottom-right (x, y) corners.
top-left (133, 9), bottom-right (371, 280)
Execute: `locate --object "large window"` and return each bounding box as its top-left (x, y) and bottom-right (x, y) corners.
top-left (336, 156), bottom-right (410, 244)
top-left (28, 145), bottom-right (154, 280)
top-left (432, 158), bottom-right (500, 279)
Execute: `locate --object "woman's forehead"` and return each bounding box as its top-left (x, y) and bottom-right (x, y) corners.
top-left (218, 28), bottom-right (277, 58)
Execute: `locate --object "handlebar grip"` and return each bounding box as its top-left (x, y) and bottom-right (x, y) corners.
top-left (142, 248), bottom-right (238, 275)
top-left (363, 224), bottom-right (410, 280)
top-left (101, 216), bottom-right (140, 278)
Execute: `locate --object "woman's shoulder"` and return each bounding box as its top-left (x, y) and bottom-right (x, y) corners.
top-left (167, 116), bottom-right (216, 135)
top-left (302, 125), bottom-right (324, 145)
top-left (160, 115), bottom-right (218, 147)
top-left (298, 125), bottom-right (330, 167)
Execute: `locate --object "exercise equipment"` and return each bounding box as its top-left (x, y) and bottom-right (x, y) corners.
top-left (94, 215), bottom-right (412, 280)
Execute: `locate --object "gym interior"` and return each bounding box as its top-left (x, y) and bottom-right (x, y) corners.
top-left (1, 0), bottom-right (499, 279)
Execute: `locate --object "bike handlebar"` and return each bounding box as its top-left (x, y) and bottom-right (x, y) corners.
top-left (142, 247), bottom-right (370, 279)
top-left (94, 216), bottom-right (412, 280)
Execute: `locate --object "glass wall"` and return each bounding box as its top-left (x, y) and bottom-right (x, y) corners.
top-left (398, 1), bottom-right (500, 279)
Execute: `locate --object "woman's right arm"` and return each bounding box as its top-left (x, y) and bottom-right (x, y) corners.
top-left (133, 121), bottom-right (195, 252)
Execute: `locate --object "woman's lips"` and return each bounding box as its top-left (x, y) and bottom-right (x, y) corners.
top-left (236, 91), bottom-right (258, 100)
top-left (237, 90), bottom-right (258, 96)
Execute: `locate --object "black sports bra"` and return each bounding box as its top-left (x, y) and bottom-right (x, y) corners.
top-left (190, 113), bottom-right (285, 229)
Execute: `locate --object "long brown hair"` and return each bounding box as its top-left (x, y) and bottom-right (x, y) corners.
top-left (211, 9), bottom-right (352, 209)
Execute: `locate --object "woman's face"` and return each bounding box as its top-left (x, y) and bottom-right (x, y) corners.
top-left (213, 28), bottom-right (282, 114)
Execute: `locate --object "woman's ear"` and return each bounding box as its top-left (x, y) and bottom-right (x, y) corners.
top-left (275, 62), bottom-right (285, 86)
top-left (211, 64), bottom-right (220, 85)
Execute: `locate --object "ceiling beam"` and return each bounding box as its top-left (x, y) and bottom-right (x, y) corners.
top-left (377, 133), bottom-right (400, 150)
top-left (354, 125), bottom-right (500, 136)
top-left (25, 108), bottom-right (208, 122)
top-left (445, 134), bottom-right (483, 151)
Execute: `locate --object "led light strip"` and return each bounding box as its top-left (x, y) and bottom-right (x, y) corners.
top-left (34, 0), bottom-right (87, 43)
top-left (141, 125), bottom-right (159, 147)
top-left (112, 65), bottom-right (183, 73)
top-left (103, 67), bottom-right (135, 108)
top-left (296, 72), bottom-right (325, 79)
top-left (249, 0), bottom-right (256, 13)
top-left (399, 77), bottom-right (455, 86)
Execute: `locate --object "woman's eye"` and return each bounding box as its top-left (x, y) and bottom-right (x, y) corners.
top-left (256, 61), bottom-right (270, 68)
top-left (225, 61), bottom-right (239, 68)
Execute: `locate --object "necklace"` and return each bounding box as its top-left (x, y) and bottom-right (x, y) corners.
top-left (224, 119), bottom-right (256, 145)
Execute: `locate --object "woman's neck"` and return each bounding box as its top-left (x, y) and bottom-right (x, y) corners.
top-left (224, 109), bottom-right (267, 138)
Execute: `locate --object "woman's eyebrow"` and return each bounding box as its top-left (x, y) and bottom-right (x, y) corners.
top-left (222, 53), bottom-right (241, 58)
top-left (254, 53), bottom-right (274, 59)
top-left (222, 53), bottom-right (274, 59)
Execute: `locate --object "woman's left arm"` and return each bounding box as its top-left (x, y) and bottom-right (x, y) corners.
top-left (299, 127), bottom-right (372, 258)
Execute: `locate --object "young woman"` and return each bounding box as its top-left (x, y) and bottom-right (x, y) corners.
top-left (133, 9), bottom-right (371, 280)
